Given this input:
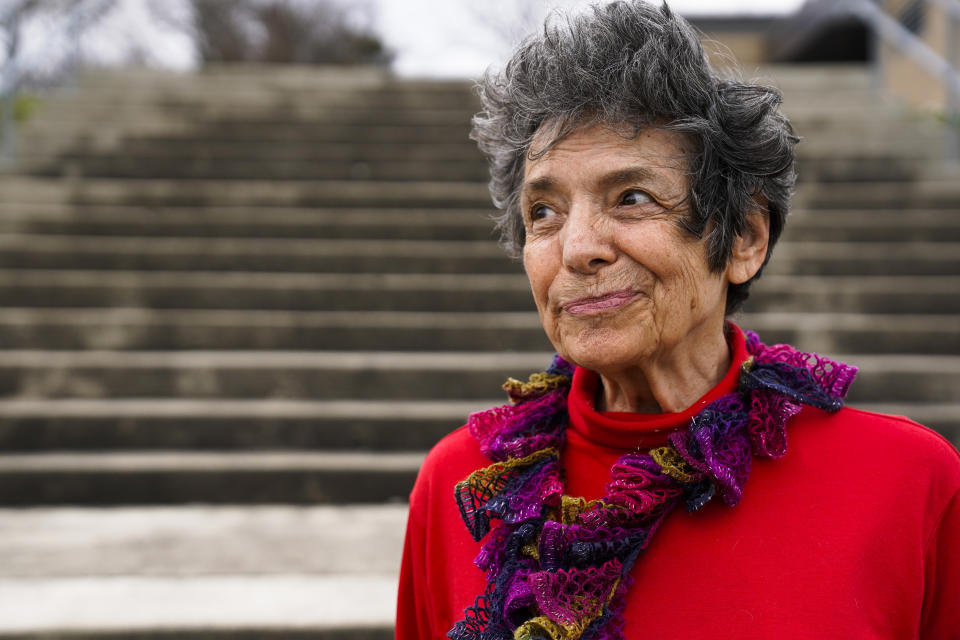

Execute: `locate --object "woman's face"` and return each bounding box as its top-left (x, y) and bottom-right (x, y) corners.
top-left (520, 123), bottom-right (737, 373)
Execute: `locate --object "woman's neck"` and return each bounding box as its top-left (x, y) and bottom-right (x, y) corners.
top-left (595, 327), bottom-right (731, 413)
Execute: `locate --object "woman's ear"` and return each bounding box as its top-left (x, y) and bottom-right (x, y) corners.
top-left (727, 203), bottom-right (771, 285)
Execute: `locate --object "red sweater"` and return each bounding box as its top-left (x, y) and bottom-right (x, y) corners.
top-left (397, 330), bottom-right (960, 639)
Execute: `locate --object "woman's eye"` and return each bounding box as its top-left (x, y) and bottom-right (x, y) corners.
top-left (620, 189), bottom-right (652, 206)
top-left (530, 204), bottom-right (557, 221)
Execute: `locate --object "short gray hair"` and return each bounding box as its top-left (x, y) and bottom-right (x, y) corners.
top-left (470, 0), bottom-right (798, 314)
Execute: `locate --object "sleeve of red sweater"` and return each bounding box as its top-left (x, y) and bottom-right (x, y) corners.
top-left (396, 480), bottom-right (433, 640)
top-left (920, 487), bottom-right (960, 639)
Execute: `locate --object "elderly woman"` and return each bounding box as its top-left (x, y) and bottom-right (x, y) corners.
top-left (396, 2), bottom-right (960, 639)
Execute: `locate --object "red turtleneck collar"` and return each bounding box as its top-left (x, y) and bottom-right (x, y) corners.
top-left (567, 323), bottom-right (749, 450)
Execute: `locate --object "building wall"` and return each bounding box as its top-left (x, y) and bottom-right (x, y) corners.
top-left (699, 31), bottom-right (770, 68)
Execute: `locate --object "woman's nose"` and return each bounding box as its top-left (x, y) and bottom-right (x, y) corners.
top-left (560, 206), bottom-right (616, 275)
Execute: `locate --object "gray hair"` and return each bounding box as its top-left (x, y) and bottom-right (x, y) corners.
top-left (470, 0), bottom-right (798, 314)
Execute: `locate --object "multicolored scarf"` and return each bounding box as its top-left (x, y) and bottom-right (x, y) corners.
top-left (448, 330), bottom-right (857, 640)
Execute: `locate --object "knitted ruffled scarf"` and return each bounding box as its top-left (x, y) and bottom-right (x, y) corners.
top-left (449, 330), bottom-right (857, 640)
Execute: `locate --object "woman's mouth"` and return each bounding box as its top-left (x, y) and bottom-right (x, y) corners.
top-left (561, 289), bottom-right (643, 316)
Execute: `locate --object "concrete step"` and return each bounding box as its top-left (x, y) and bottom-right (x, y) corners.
top-left (794, 157), bottom-right (927, 182)
top-left (30, 104), bottom-right (478, 125)
top-left (32, 78), bottom-right (882, 113)
top-left (75, 63), bottom-right (460, 88)
top-left (34, 80), bottom-right (478, 111)
top-left (15, 159), bottom-right (937, 185)
top-left (23, 158), bottom-right (489, 182)
top-left (0, 410), bottom-right (954, 505)
top-left (2, 177), bottom-right (957, 211)
top-left (17, 155), bottom-right (942, 184)
top-left (26, 80), bottom-right (898, 115)
top-left (0, 309), bottom-right (955, 354)
top-left (0, 309), bottom-right (552, 351)
top-left (0, 270), bottom-right (532, 311)
top-left (3, 206), bottom-right (957, 242)
top-left (740, 313), bottom-right (960, 354)
top-left (67, 63), bottom-right (870, 93)
top-left (19, 113), bottom-right (925, 146)
top-left (0, 236), bottom-right (517, 273)
top-left (796, 136), bottom-right (939, 159)
top-left (0, 451), bottom-right (423, 505)
top-left (27, 106), bottom-right (479, 130)
top-left (14, 139), bottom-right (486, 164)
top-left (0, 350), bottom-right (956, 404)
top-left (28, 86), bottom-right (894, 121)
top-left (17, 112), bottom-right (928, 139)
top-left (747, 275), bottom-right (960, 314)
top-left (797, 181), bottom-right (960, 209)
top-left (0, 206), bottom-right (496, 240)
top-left (0, 271), bottom-right (956, 314)
top-left (765, 242), bottom-right (960, 276)
top-left (0, 399), bottom-right (488, 451)
top-left (0, 236), bottom-right (955, 275)
top-left (16, 123), bottom-right (935, 167)
top-left (781, 209), bottom-right (960, 242)
top-left (12, 131), bottom-right (938, 172)
top-left (0, 397), bottom-right (953, 452)
top-left (24, 122), bottom-right (475, 145)
top-left (0, 350), bottom-right (549, 401)
top-left (0, 504), bottom-right (401, 637)
top-left (0, 178), bottom-right (492, 209)
top-left (30, 99), bottom-right (902, 134)
top-left (0, 580), bottom-right (392, 638)
top-left (0, 504), bottom-right (405, 577)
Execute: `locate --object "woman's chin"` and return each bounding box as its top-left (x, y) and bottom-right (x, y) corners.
top-left (553, 325), bottom-right (656, 373)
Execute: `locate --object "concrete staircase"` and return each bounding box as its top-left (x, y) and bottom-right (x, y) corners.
top-left (0, 64), bottom-right (957, 637)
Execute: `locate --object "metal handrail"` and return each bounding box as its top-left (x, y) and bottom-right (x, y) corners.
top-left (842, 0), bottom-right (960, 100)
top-left (839, 0), bottom-right (960, 161)
top-left (772, 0), bottom-right (960, 160)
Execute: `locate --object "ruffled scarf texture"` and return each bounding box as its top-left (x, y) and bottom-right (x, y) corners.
top-left (449, 330), bottom-right (857, 640)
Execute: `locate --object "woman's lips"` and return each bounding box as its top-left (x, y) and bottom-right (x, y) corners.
top-left (561, 289), bottom-right (643, 315)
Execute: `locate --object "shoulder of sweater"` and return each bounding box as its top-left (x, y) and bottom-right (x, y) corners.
top-left (798, 405), bottom-right (960, 482)
top-left (423, 423), bottom-right (483, 470)
top-left (410, 423), bottom-right (488, 503)
top-left (843, 407), bottom-right (958, 459)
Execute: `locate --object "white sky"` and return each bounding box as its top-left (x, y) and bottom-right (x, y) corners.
top-left (1, 0), bottom-right (807, 81)
top-left (375, 0), bottom-right (806, 78)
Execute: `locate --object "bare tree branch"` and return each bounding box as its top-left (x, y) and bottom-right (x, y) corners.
top-left (2, 0), bottom-right (119, 85)
top-left (186, 0), bottom-right (389, 66)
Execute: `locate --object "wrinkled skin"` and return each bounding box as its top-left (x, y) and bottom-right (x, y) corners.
top-left (520, 124), bottom-right (769, 413)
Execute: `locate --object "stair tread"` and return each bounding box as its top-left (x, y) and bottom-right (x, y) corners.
top-left (0, 398), bottom-right (490, 418)
top-left (0, 349), bottom-right (957, 368)
top-left (0, 269), bottom-right (955, 290)
top-left (0, 451), bottom-right (424, 472)
top-left (0, 575), bottom-right (395, 632)
top-left (0, 308), bottom-right (957, 329)
top-left (0, 504), bottom-right (406, 578)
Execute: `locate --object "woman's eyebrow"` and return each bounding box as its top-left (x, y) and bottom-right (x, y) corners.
top-left (523, 167), bottom-right (660, 197)
top-left (597, 167), bottom-right (659, 190)
top-left (521, 176), bottom-right (559, 198)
